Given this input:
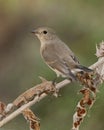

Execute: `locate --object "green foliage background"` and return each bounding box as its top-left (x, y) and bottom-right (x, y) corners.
top-left (0, 0), bottom-right (104, 130)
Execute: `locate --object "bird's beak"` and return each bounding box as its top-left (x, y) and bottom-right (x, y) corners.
top-left (31, 29), bottom-right (38, 34)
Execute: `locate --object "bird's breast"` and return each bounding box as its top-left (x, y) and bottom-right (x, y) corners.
top-left (40, 44), bottom-right (47, 59)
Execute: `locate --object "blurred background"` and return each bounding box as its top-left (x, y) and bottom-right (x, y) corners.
top-left (0, 0), bottom-right (104, 130)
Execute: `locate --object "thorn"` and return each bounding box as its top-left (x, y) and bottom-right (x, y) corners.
top-left (39, 76), bottom-right (47, 82)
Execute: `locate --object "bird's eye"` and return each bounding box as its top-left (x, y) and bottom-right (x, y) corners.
top-left (43, 30), bottom-right (47, 34)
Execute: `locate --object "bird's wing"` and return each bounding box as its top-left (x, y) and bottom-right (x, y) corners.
top-left (54, 41), bottom-right (80, 68)
top-left (41, 43), bottom-right (70, 75)
top-left (70, 55), bottom-right (79, 64)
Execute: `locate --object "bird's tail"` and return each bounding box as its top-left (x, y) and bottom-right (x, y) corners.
top-left (76, 65), bottom-right (93, 72)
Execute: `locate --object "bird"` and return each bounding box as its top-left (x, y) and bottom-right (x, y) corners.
top-left (31, 27), bottom-right (92, 81)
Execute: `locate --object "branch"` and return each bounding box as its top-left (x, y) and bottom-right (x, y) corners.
top-left (72, 42), bottom-right (104, 130)
top-left (0, 42), bottom-right (104, 129)
top-left (0, 79), bottom-right (71, 127)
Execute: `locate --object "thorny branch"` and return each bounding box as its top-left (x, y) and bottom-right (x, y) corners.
top-left (0, 42), bottom-right (104, 130)
top-left (72, 41), bottom-right (104, 130)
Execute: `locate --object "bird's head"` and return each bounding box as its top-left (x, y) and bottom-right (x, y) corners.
top-left (31, 27), bottom-right (57, 43)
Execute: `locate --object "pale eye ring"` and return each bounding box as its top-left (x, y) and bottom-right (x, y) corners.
top-left (43, 30), bottom-right (47, 34)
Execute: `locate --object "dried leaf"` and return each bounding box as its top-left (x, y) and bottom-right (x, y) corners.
top-left (13, 78), bottom-right (57, 107)
top-left (0, 102), bottom-right (6, 120)
top-left (22, 108), bottom-right (40, 130)
top-left (95, 41), bottom-right (104, 58)
top-left (72, 88), bottom-right (96, 130)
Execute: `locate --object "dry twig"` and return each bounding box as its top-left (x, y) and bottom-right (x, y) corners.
top-left (0, 42), bottom-right (104, 130)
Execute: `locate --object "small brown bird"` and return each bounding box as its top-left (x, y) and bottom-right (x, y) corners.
top-left (32, 27), bottom-right (92, 81)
